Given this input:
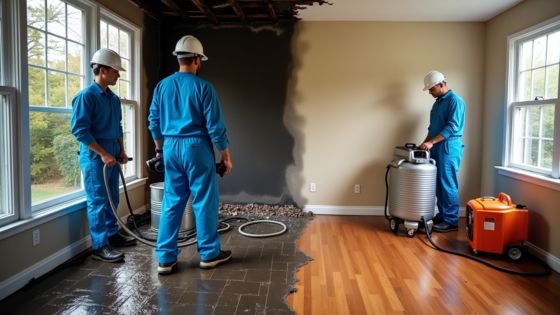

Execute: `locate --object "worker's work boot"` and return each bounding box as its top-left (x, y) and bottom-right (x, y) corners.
top-left (108, 232), bottom-right (137, 247)
top-left (92, 245), bottom-right (124, 263)
top-left (432, 222), bottom-right (458, 233)
top-left (199, 250), bottom-right (232, 269)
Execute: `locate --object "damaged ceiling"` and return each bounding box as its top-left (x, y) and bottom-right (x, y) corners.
top-left (128, 0), bottom-right (331, 26)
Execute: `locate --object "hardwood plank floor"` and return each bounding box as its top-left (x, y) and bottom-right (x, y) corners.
top-left (287, 215), bottom-right (560, 314)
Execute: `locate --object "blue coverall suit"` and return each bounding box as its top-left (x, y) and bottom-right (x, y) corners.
top-left (70, 82), bottom-right (123, 250)
top-left (148, 72), bottom-right (229, 264)
top-left (428, 90), bottom-right (465, 226)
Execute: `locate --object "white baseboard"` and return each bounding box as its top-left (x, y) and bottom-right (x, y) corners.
top-left (0, 236), bottom-right (91, 301)
top-left (304, 205), bottom-right (467, 217)
top-left (526, 242), bottom-right (560, 273)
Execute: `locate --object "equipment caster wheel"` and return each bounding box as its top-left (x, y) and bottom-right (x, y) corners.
top-left (407, 229), bottom-right (416, 238)
top-left (389, 218), bottom-right (400, 233)
top-left (506, 244), bottom-right (523, 261)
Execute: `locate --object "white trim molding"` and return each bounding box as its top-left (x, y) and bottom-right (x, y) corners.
top-left (303, 205), bottom-right (467, 217)
top-left (526, 241), bottom-right (560, 273)
top-left (0, 236), bottom-right (91, 300)
top-left (496, 166), bottom-right (560, 191)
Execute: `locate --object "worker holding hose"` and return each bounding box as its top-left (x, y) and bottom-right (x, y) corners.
top-left (148, 35), bottom-right (233, 275)
top-left (419, 71), bottom-right (465, 233)
top-left (71, 48), bottom-right (137, 263)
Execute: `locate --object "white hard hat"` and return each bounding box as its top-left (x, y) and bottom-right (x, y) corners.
top-left (90, 48), bottom-right (125, 71)
top-left (423, 70), bottom-right (445, 91)
top-left (173, 35), bottom-right (208, 61)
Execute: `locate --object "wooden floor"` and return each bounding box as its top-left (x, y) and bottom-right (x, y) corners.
top-left (287, 215), bottom-right (560, 314)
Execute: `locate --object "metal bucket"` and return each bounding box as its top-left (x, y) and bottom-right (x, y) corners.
top-left (150, 182), bottom-right (195, 233)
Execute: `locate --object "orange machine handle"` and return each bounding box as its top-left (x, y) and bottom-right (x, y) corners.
top-left (498, 192), bottom-right (512, 206)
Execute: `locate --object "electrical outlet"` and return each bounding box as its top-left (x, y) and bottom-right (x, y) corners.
top-left (354, 184), bottom-right (361, 194)
top-left (32, 229), bottom-right (40, 246)
top-left (310, 182), bottom-right (317, 192)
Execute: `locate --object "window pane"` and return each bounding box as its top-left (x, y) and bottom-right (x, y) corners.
top-left (100, 20), bottom-right (108, 48)
top-left (119, 30), bottom-right (129, 58)
top-left (28, 28), bottom-right (45, 67)
top-left (533, 36), bottom-right (546, 68)
top-left (543, 140), bottom-right (553, 169)
top-left (0, 94), bottom-right (12, 218)
top-left (520, 41), bottom-right (533, 71)
top-left (532, 68), bottom-right (545, 99)
top-left (67, 74), bottom-right (81, 107)
top-left (67, 42), bottom-right (82, 74)
top-left (30, 111), bottom-right (81, 205)
top-left (527, 139), bottom-right (539, 167)
top-left (120, 59), bottom-right (129, 80)
top-left (46, 0), bottom-right (66, 38)
top-left (108, 24), bottom-right (119, 51)
top-left (27, 0), bottom-right (45, 30)
top-left (47, 35), bottom-right (66, 71)
top-left (546, 31), bottom-right (560, 65)
top-left (28, 67), bottom-right (46, 106)
top-left (545, 64), bottom-right (559, 99)
top-left (518, 70), bottom-right (532, 101)
top-left (543, 105), bottom-right (555, 138)
top-left (527, 106), bottom-right (540, 138)
top-left (67, 5), bottom-right (82, 43)
top-left (47, 71), bottom-right (65, 107)
top-left (119, 80), bottom-right (129, 99)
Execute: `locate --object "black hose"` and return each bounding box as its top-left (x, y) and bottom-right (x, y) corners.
top-left (420, 216), bottom-right (551, 276)
top-left (384, 164), bottom-right (391, 220)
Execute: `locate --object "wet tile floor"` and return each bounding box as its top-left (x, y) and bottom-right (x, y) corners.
top-left (1, 216), bottom-right (312, 315)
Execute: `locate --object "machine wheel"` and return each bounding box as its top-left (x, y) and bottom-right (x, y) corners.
top-left (407, 229), bottom-right (416, 238)
top-left (389, 218), bottom-right (400, 233)
top-left (506, 244), bottom-right (523, 261)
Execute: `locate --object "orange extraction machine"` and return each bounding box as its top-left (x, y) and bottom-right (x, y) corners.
top-left (466, 193), bottom-right (529, 261)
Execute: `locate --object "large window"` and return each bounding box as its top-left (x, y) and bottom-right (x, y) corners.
top-left (27, 0), bottom-right (84, 207)
top-left (0, 0), bottom-right (142, 228)
top-left (507, 18), bottom-right (560, 179)
top-left (100, 14), bottom-right (138, 178)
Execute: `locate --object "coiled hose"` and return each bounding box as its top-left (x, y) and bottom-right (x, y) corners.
top-left (102, 163), bottom-right (287, 248)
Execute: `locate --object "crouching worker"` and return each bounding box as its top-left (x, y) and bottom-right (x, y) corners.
top-left (148, 35), bottom-right (233, 275)
top-left (71, 48), bottom-right (137, 263)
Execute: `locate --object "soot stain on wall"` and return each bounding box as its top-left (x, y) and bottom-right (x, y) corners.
top-left (159, 22), bottom-right (297, 205)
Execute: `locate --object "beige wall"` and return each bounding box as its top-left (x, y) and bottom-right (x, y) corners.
top-left (483, 0), bottom-right (560, 257)
top-left (286, 21), bottom-right (485, 207)
top-left (0, 0), bottom-right (150, 284)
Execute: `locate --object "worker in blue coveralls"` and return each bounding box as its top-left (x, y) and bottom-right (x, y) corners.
top-left (148, 35), bottom-right (233, 275)
top-left (71, 48), bottom-right (137, 263)
top-left (419, 70), bottom-right (465, 233)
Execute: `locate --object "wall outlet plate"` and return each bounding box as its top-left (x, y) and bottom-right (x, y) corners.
top-left (32, 229), bottom-right (40, 246)
top-left (310, 182), bottom-right (317, 192)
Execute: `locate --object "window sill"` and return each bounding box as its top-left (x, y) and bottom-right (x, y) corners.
top-left (0, 177), bottom-right (148, 241)
top-left (495, 166), bottom-right (560, 192)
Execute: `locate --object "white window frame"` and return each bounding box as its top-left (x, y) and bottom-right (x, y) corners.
top-left (28, 0), bottom-right (97, 212)
top-left (100, 7), bottom-right (141, 181)
top-left (0, 0), bottom-right (146, 231)
top-left (503, 15), bottom-right (560, 189)
top-left (0, 87), bottom-right (18, 226)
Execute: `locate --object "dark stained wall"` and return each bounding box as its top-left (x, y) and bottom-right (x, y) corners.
top-left (156, 22), bottom-right (296, 205)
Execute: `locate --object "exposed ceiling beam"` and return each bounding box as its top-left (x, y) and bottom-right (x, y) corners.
top-left (267, 3), bottom-right (278, 23)
top-left (229, 0), bottom-right (248, 24)
top-left (128, 0), bottom-right (161, 19)
top-left (192, 0), bottom-right (219, 25)
top-left (160, 0), bottom-right (188, 20)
